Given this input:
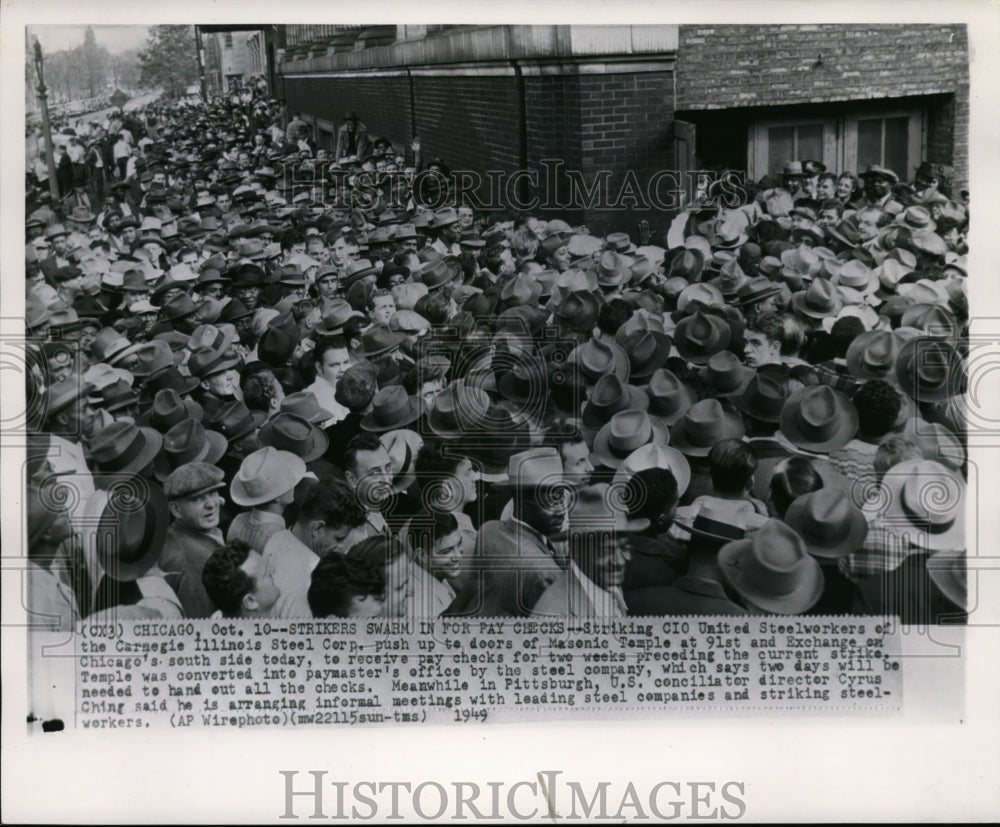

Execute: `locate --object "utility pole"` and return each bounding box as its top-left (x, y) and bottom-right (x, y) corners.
top-left (33, 39), bottom-right (60, 201)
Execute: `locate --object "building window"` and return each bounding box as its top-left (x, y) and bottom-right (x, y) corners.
top-left (224, 33), bottom-right (233, 48)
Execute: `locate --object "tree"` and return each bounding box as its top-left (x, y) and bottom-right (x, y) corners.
top-left (137, 25), bottom-right (199, 98)
top-left (79, 26), bottom-right (110, 98)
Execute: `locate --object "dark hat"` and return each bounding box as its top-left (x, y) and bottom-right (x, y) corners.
top-left (845, 330), bottom-right (902, 381)
top-left (144, 365), bottom-right (201, 398)
top-left (357, 325), bottom-right (405, 360)
top-left (859, 164), bottom-right (900, 185)
top-left (791, 277), bottom-right (843, 319)
top-left (89, 420), bottom-right (164, 474)
top-left (581, 374), bottom-right (649, 430)
top-left (94, 475), bottom-right (170, 581)
top-left (718, 520), bottom-right (824, 614)
top-left (698, 350), bottom-right (754, 397)
top-left (163, 461), bottom-right (226, 500)
top-left (734, 276), bottom-right (784, 308)
top-left (554, 289), bottom-right (601, 333)
top-left (132, 340), bottom-right (177, 378)
top-left (86, 378), bottom-right (139, 412)
top-left (568, 338), bottom-right (630, 385)
top-left (313, 300), bottom-right (363, 338)
top-left (188, 346), bottom-right (240, 379)
top-left (216, 298), bottom-right (254, 323)
top-left (644, 368), bottom-right (698, 426)
top-left (730, 367), bottom-right (791, 424)
top-left (162, 293), bottom-right (200, 322)
top-left (619, 329), bottom-right (671, 379)
top-left (784, 489), bottom-right (868, 560)
top-left (497, 361), bottom-right (548, 406)
top-left (779, 386), bottom-right (859, 452)
top-left (360, 386), bottom-right (424, 432)
top-left (667, 248), bottom-right (706, 283)
top-left (592, 409), bottom-right (669, 469)
top-left (895, 337), bottom-right (966, 403)
top-left (670, 398), bottom-right (745, 457)
top-left (419, 258), bottom-right (457, 291)
top-left (137, 389), bottom-right (204, 433)
top-left (673, 311), bottom-right (731, 365)
top-left (426, 382), bottom-right (491, 438)
top-left (43, 378), bottom-right (91, 422)
top-left (279, 391), bottom-right (334, 425)
top-left (155, 419), bottom-right (228, 481)
top-left (343, 259), bottom-right (378, 287)
top-left (257, 412), bottom-right (329, 461)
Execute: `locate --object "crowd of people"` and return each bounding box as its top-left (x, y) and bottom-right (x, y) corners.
top-left (23, 85), bottom-right (971, 628)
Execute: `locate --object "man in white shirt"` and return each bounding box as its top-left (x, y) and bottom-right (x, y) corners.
top-left (305, 337), bottom-right (353, 426)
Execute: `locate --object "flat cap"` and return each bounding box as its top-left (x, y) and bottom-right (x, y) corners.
top-left (163, 462), bottom-right (225, 500)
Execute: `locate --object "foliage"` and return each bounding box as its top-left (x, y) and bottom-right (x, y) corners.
top-left (27, 28), bottom-right (141, 107)
top-left (137, 25), bottom-right (199, 99)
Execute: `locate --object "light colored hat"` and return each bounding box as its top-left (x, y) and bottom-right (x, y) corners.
top-left (230, 446), bottom-right (316, 506)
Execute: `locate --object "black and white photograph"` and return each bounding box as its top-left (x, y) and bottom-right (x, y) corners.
top-left (3, 2), bottom-right (998, 822)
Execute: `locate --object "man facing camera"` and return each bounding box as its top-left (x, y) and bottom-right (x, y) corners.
top-left (202, 540), bottom-right (281, 619)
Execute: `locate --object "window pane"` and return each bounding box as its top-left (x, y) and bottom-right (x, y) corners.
top-left (857, 119), bottom-right (883, 170)
top-left (884, 117), bottom-right (909, 178)
top-left (768, 126), bottom-right (795, 176)
top-left (796, 124), bottom-right (824, 164)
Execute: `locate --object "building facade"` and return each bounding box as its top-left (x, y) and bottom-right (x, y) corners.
top-left (275, 24), bottom-right (968, 234)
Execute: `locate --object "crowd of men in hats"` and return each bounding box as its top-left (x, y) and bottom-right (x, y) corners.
top-left (23, 84), bottom-right (971, 628)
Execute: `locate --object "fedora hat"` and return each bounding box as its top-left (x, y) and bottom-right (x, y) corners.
top-left (211, 400), bottom-right (267, 445)
top-left (552, 483), bottom-right (649, 540)
top-left (313, 300), bottom-right (364, 338)
top-left (188, 345), bottom-right (240, 379)
top-left (791, 277), bottom-right (843, 319)
top-left (592, 409), bottom-right (669, 469)
top-left (677, 283), bottom-right (725, 314)
top-left (671, 398), bottom-right (745, 456)
top-left (132, 340), bottom-right (177, 378)
top-left (879, 459), bottom-right (965, 550)
top-left (83, 363), bottom-right (134, 392)
top-left (138, 389), bottom-right (204, 433)
top-left (611, 442), bottom-right (692, 497)
top-left (834, 259), bottom-right (878, 296)
top-left (699, 350), bottom-right (754, 397)
top-left (188, 323), bottom-right (236, 354)
top-left (280, 391), bottom-right (335, 425)
top-left (673, 311), bottom-right (731, 365)
top-left (567, 233), bottom-right (603, 263)
top-left (711, 220), bottom-right (749, 250)
top-left (507, 446), bottom-right (564, 489)
top-left (554, 290), bottom-right (602, 333)
top-left (644, 368), bottom-right (698, 427)
top-left (896, 337), bottom-right (966, 402)
top-left (380, 428), bottom-right (424, 493)
top-left (44, 379), bottom-right (90, 423)
top-left (361, 386), bottom-right (424, 432)
top-left (89, 420), bottom-right (164, 474)
top-left (500, 273), bottom-right (543, 307)
top-left (426, 381), bottom-right (491, 438)
top-left (780, 386), bottom-right (858, 452)
top-left (86, 378), bottom-right (139, 413)
top-left (605, 232), bottom-right (636, 255)
top-left (357, 325), bottom-right (405, 360)
top-left (667, 248), bottom-right (706, 283)
top-left (144, 364), bottom-right (200, 397)
top-left (619, 329), bottom-right (672, 379)
top-left (734, 276), bottom-right (783, 308)
top-left (845, 330), bottom-right (902, 381)
top-left (256, 412), bottom-right (328, 461)
top-left (730, 367), bottom-right (791, 424)
top-left (926, 548), bottom-right (968, 610)
top-left (784, 489), bottom-right (868, 559)
top-left (231, 446), bottom-right (315, 506)
top-left (719, 520), bottom-right (824, 614)
top-left (431, 207), bottom-right (460, 228)
top-left (614, 308), bottom-right (668, 345)
top-left (216, 298), bottom-right (253, 323)
top-left (780, 244), bottom-right (820, 281)
top-left (673, 499), bottom-right (749, 546)
top-left (596, 251), bottom-right (631, 287)
top-left (92, 475), bottom-right (170, 581)
top-left (709, 259), bottom-right (751, 298)
top-left (498, 361), bottom-right (548, 406)
top-left (69, 206), bottom-right (96, 225)
top-left (568, 338), bottom-right (631, 384)
top-left (90, 327), bottom-right (143, 366)
top-left (899, 304), bottom-right (959, 339)
top-left (155, 419), bottom-right (228, 481)
top-left (343, 258), bottom-right (378, 287)
top-left (582, 374), bottom-right (649, 429)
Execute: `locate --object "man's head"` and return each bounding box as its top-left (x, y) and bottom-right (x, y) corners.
top-left (853, 380), bottom-right (902, 440)
top-left (543, 417), bottom-right (594, 488)
top-left (708, 438), bottom-right (757, 497)
top-left (164, 462), bottom-right (226, 532)
top-left (343, 432), bottom-right (394, 508)
top-left (415, 441), bottom-right (480, 508)
top-left (202, 540), bottom-right (280, 617)
top-left (295, 477), bottom-right (367, 556)
top-left (744, 314), bottom-right (784, 368)
top-left (308, 552), bottom-right (385, 618)
top-left (623, 467), bottom-right (679, 536)
top-left (313, 337), bottom-right (352, 386)
top-left (347, 536), bottom-right (413, 618)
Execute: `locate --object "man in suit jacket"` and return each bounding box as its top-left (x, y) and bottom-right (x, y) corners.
top-left (532, 484), bottom-right (650, 618)
top-left (448, 448), bottom-right (568, 617)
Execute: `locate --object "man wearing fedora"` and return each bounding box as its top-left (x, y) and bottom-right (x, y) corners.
top-left (531, 484), bottom-right (647, 617)
top-left (450, 447), bottom-right (569, 617)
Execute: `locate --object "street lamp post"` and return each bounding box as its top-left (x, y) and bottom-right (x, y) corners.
top-left (33, 39), bottom-right (60, 202)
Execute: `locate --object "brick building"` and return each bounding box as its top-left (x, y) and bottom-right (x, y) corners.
top-left (275, 23), bottom-right (968, 235)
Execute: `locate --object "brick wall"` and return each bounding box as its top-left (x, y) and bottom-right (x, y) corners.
top-left (677, 24), bottom-right (969, 187)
